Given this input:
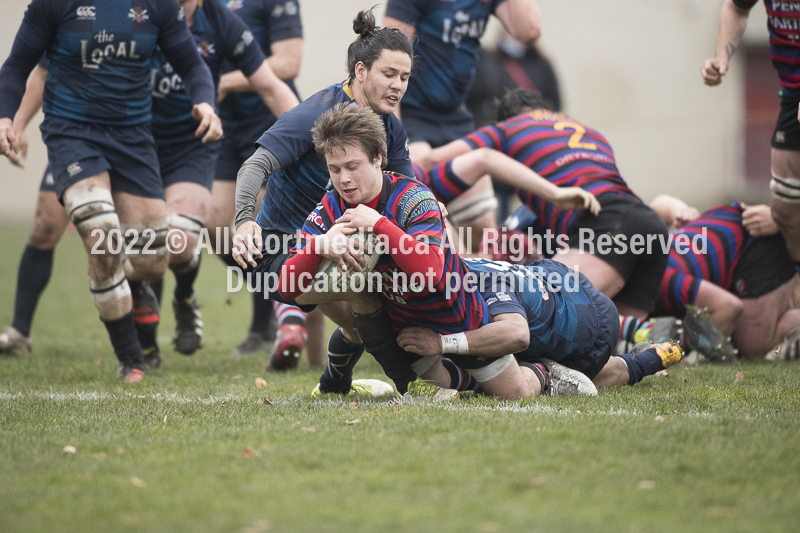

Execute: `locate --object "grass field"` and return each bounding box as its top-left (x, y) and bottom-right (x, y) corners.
top-left (1, 227), bottom-right (800, 533)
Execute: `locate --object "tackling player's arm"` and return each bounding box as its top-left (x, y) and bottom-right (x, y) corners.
top-left (494, 0), bottom-right (541, 43)
top-left (8, 64), bottom-right (47, 168)
top-left (701, 0), bottom-right (751, 86)
top-left (398, 312), bottom-right (530, 357)
top-left (218, 38), bottom-right (301, 100)
top-left (416, 139), bottom-right (473, 171)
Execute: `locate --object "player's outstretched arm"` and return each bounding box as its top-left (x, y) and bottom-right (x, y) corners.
top-left (494, 0), bottom-right (541, 44)
top-left (416, 139), bottom-right (473, 170)
top-left (398, 313), bottom-right (530, 358)
top-left (701, 0), bottom-right (750, 86)
top-left (247, 60), bottom-right (300, 117)
top-left (7, 64), bottom-right (46, 168)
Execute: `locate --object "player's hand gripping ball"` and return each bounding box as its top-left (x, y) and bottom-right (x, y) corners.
top-left (316, 229), bottom-right (381, 293)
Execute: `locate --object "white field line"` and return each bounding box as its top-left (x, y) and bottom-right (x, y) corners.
top-left (0, 390), bottom-right (714, 418)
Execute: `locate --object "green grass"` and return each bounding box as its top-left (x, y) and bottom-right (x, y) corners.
top-left (2, 228), bottom-right (800, 533)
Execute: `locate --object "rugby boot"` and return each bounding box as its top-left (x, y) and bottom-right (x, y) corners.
top-left (312, 379), bottom-right (395, 397)
top-left (766, 328), bottom-right (800, 361)
top-left (534, 358), bottom-right (598, 396)
top-left (647, 317), bottom-right (683, 345)
top-left (0, 326), bottom-right (31, 356)
top-left (266, 324), bottom-right (307, 371)
top-left (173, 293), bottom-right (203, 355)
top-left (116, 364), bottom-right (146, 383)
top-left (142, 346), bottom-right (161, 370)
top-left (632, 341), bottom-right (683, 369)
top-left (132, 282), bottom-right (160, 355)
top-left (683, 305), bottom-right (738, 363)
top-left (405, 378), bottom-right (459, 401)
top-left (231, 332), bottom-right (271, 358)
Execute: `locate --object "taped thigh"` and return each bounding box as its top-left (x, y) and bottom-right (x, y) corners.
top-left (466, 354), bottom-right (515, 383)
top-left (121, 218), bottom-right (169, 257)
top-left (88, 263), bottom-right (130, 307)
top-left (771, 173), bottom-right (800, 204)
top-left (447, 188), bottom-right (499, 224)
top-left (168, 212), bottom-right (205, 241)
top-left (63, 186), bottom-right (120, 237)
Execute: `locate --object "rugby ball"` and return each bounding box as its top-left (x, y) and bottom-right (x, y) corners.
top-left (315, 230), bottom-right (381, 291)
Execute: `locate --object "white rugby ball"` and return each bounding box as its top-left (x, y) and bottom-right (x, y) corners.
top-left (315, 230), bottom-right (381, 291)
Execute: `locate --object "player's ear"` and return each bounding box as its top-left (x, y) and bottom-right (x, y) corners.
top-left (373, 154), bottom-right (382, 168)
top-left (355, 61), bottom-right (368, 82)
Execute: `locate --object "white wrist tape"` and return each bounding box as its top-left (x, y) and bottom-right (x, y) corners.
top-left (441, 332), bottom-right (469, 355)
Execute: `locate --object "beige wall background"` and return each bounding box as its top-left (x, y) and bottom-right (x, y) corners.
top-left (0, 0), bottom-right (770, 225)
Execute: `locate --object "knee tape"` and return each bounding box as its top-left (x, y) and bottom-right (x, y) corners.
top-left (121, 218), bottom-right (169, 256)
top-left (467, 354), bottom-right (515, 383)
top-left (63, 187), bottom-right (120, 237)
top-left (168, 212), bottom-right (205, 240)
top-left (771, 173), bottom-right (800, 204)
top-left (447, 189), bottom-right (499, 225)
top-left (89, 264), bottom-right (130, 305)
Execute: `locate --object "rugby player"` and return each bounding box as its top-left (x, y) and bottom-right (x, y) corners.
top-left (0, 0), bottom-right (218, 381)
top-left (701, 0), bottom-right (800, 306)
top-left (143, 0), bottom-right (299, 366)
top-left (277, 103), bottom-right (597, 399)
top-left (650, 195), bottom-right (800, 360)
top-left (418, 89), bottom-right (671, 320)
top-left (232, 9), bottom-right (417, 377)
top-left (384, 0), bottom-right (541, 248)
top-left (397, 258), bottom-right (684, 390)
top-left (211, 0), bottom-right (304, 359)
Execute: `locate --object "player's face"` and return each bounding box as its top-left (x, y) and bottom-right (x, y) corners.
top-left (326, 144), bottom-right (383, 204)
top-left (359, 50), bottom-right (411, 115)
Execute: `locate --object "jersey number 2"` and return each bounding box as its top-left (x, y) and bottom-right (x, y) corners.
top-left (554, 122), bottom-right (597, 151)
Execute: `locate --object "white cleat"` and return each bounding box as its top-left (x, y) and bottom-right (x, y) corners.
top-left (538, 358), bottom-right (598, 396)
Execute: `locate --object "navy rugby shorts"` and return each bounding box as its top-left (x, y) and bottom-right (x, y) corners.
top-left (157, 137), bottom-right (220, 190)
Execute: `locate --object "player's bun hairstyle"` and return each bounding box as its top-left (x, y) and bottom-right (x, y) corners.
top-left (347, 7), bottom-right (414, 79)
top-left (497, 89), bottom-right (555, 122)
top-left (312, 103), bottom-right (388, 169)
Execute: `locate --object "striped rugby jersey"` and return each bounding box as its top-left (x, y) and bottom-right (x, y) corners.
top-left (734, 0), bottom-right (800, 98)
top-left (298, 172), bottom-right (487, 334)
top-left (463, 109), bottom-right (638, 236)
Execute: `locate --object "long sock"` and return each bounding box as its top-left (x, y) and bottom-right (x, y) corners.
top-left (615, 349), bottom-right (664, 385)
top-left (171, 254), bottom-right (201, 300)
top-left (102, 311), bottom-right (144, 368)
top-left (441, 358), bottom-right (478, 391)
top-left (151, 279), bottom-right (164, 306)
top-left (318, 329), bottom-right (365, 393)
top-left (12, 246), bottom-right (54, 338)
top-left (275, 302), bottom-right (306, 327)
top-left (250, 293), bottom-right (274, 338)
top-left (352, 308), bottom-right (417, 394)
top-left (518, 361), bottom-right (549, 394)
top-left (129, 280), bottom-right (157, 351)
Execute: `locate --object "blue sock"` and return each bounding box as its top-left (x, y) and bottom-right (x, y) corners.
top-left (616, 349), bottom-right (664, 386)
top-left (102, 310), bottom-right (144, 368)
top-left (319, 329), bottom-right (365, 393)
top-left (12, 246), bottom-right (54, 337)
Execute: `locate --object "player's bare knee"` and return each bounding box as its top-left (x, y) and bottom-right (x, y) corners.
top-left (28, 219), bottom-right (64, 249)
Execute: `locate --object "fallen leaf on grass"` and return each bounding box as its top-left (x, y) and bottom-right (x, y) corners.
top-left (233, 375), bottom-right (243, 380)
top-left (699, 375), bottom-right (707, 380)
top-left (734, 371), bottom-right (744, 383)
top-left (393, 403), bottom-right (404, 409)
top-left (344, 419), bottom-right (360, 425)
top-left (665, 392), bottom-right (671, 399)
top-left (745, 414), bottom-right (755, 422)
top-left (377, 432), bottom-right (384, 438)
top-left (220, 401), bottom-right (228, 407)
top-left (292, 421), bottom-right (301, 426)
top-left (237, 446), bottom-right (257, 458)
top-left (261, 443), bottom-right (269, 450)
top-left (117, 448), bottom-right (125, 454)
top-left (530, 476), bottom-right (546, 487)
top-left (94, 452), bottom-right (106, 460)
top-left (131, 477), bottom-right (146, 488)
top-left (63, 445), bottom-right (76, 454)
top-left (255, 378), bottom-right (268, 389)
top-left (481, 522), bottom-right (500, 533)
top-left (301, 427), bottom-right (315, 432)
top-left (94, 359), bottom-right (104, 366)
top-left (638, 480), bottom-right (655, 490)
top-left (655, 370), bottom-right (669, 377)
top-left (654, 416), bottom-right (665, 423)
top-left (263, 397), bottom-right (274, 405)
top-left (163, 415), bottom-right (167, 423)
top-left (349, 402), bottom-right (358, 410)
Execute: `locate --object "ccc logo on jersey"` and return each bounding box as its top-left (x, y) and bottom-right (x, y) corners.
top-left (197, 41), bottom-right (216, 57)
top-left (76, 6), bottom-right (95, 20)
top-left (226, 0), bottom-right (244, 10)
top-left (128, 7), bottom-right (149, 23)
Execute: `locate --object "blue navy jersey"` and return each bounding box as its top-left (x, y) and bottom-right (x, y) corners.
top-left (464, 258), bottom-right (599, 361)
top-left (386, 0), bottom-right (505, 116)
top-left (151, 0), bottom-right (265, 142)
top-left (0, 0), bottom-right (203, 125)
top-left (255, 80), bottom-right (413, 233)
top-left (219, 0), bottom-right (302, 123)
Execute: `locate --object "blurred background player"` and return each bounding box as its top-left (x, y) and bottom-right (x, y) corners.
top-left (419, 89), bottom-right (670, 320)
top-left (383, 0), bottom-right (541, 247)
top-left (142, 0), bottom-right (299, 367)
top-left (701, 0), bottom-right (800, 306)
top-left (232, 9), bottom-right (416, 377)
top-left (647, 195), bottom-right (800, 361)
top-left (211, 0), bottom-right (304, 359)
top-left (0, 0), bottom-right (218, 381)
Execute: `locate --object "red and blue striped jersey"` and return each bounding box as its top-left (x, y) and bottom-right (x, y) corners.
top-left (659, 203), bottom-right (751, 315)
top-left (298, 172), bottom-right (488, 334)
top-left (733, 0), bottom-right (800, 98)
top-left (463, 110), bottom-right (638, 236)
